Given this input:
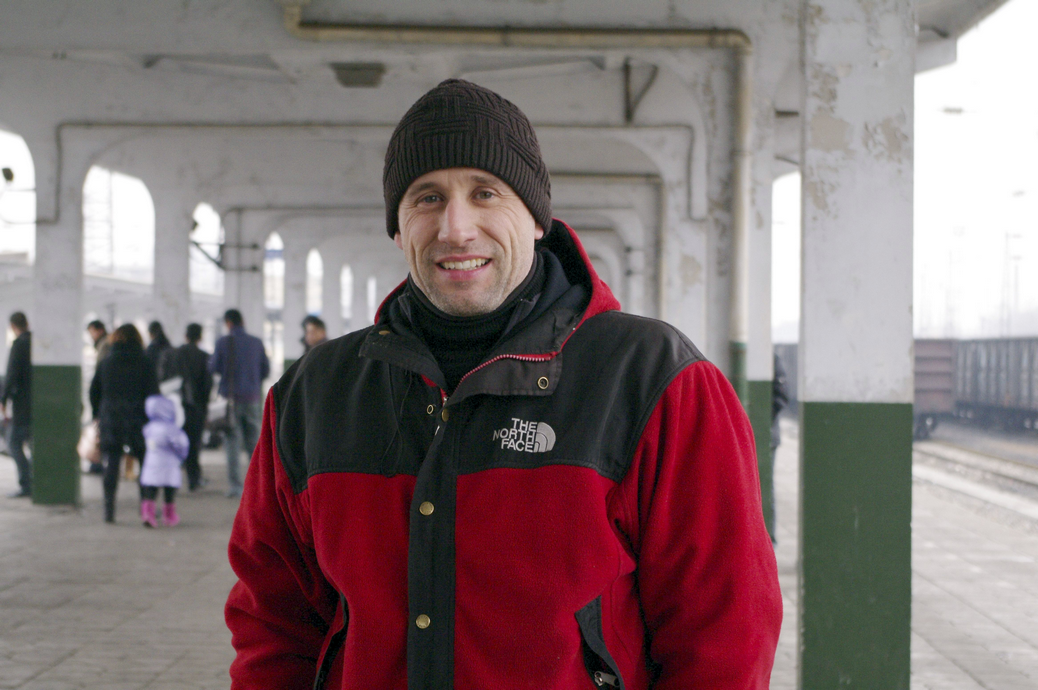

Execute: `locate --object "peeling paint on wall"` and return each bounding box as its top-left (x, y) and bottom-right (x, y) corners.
top-left (809, 111), bottom-right (852, 153)
top-left (862, 113), bottom-right (908, 163)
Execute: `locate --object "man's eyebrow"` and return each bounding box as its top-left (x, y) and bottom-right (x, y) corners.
top-left (406, 181), bottom-right (438, 196)
top-left (470, 174), bottom-right (501, 185)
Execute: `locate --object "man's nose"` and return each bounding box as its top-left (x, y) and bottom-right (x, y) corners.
top-left (438, 197), bottom-right (479, 245)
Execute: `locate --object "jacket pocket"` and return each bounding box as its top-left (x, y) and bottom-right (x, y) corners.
top-left (313, 593), bottom-right (349, 690)
top-left (575, 596), bottom-right (626, 690)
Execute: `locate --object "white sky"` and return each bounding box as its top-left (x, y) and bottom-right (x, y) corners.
top-left (773, 0), bottom-right (1038, 341)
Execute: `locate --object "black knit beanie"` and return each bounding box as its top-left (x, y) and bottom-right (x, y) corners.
top-left (383, 79), bottom-right (552, 239)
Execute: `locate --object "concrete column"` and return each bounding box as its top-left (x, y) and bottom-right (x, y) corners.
top-left (748, 97), bottom-right (777, 541)
top-left (350, 262), bottom-right (373, 331)
top-left (321, 250), bottom-right (344, 338)
top-left (799, 1), bottom-right (915, 687)
top-left (234, 217), bottom-right (265, 343)
top-left (282, 242), bottom-right (307, 367)
top-left (375, 256), bottom-right (408, 316)
top-left (151, 193), bottom-right (192, 345)
top-left (30, 136), bottom-right (96, 505)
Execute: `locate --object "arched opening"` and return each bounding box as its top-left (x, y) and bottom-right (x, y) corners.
top-left (771, 171), bottom-right (801, 346)
top-left (0, 128), bottom-right (37, 372)
top-left (263, 232), bottom-right (285, 373)
top-left (306, 248), bottom-right (323, 316)
top-left (190, 203), bottom-right (224, 297)
top-left (0, 129), bottom-right (36, 265)
top-left (367, 275), bottom-right (378, 324)
top-left (82, 165), bottom-right (155, 284)
top-left (340, 264), bottom-right (353, 330)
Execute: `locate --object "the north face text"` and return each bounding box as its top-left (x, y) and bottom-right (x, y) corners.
top-left (493, 418), bottom-right (556, 453)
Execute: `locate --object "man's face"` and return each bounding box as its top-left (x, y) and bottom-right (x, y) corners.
top-left (395, 168), bottom-right (544, 317)
top-left (304, 323), bottom-right (326, 347)
top-left (87, 326), bottom-right (103, 342)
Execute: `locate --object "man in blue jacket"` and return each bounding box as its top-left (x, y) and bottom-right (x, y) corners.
top-left (210, 309), bottom-right (269, 498)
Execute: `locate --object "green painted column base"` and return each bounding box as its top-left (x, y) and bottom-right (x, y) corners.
top-left (727, 341), bottom-right (748, 405)
top-left (747, 380), bottom-right (774, 541)
top-left (799, 401), bottom-right (913, 689)
top-left (31, 365), bottom-right (82, 506)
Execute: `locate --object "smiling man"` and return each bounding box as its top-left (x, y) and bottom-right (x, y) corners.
top-left (226, 79), bottom-right (781, 690)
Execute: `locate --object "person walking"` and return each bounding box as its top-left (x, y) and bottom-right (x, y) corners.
top-left (174, 323), bottom-right (212, 491)
top-left (209, 309), bottom-right (269, 498)
top-left (139, 394), bottom-right (189, 528)
top-left (2, 312), bottom-right (32, 498)
top-left (86, 320), bottom-right (112, 364)
top-left (82, 320), bottom-right (111, 475)
top-left (146, 321), bottom-right (177, 382)
top-left (300, 315), bottom-right (327, 356)
top-left (89, 323), bottom-right (159, 523)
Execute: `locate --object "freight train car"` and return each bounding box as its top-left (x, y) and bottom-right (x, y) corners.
top-left (914, 339), bottom-right (956, 439)
top-left (954, 337), bottom-right (1038, 430)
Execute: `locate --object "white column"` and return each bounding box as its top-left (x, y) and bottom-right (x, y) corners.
top-left (282, 242), bottom-right (308, 362)
top-left (800, 4), bottom-right (914, 404)
top-left (798, 1), bottom-right (915, 685)
top-left (351, 262), bottom-right (373, 331)
top-left (321, 249), bottom-right (344, 337)
top-left (234, 217), bottom-right (266, 339)
top-left (151, 193), bottom-right (192, 344)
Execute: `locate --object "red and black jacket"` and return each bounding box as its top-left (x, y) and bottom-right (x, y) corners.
top-left (226, 222), bottom-right (782, 690)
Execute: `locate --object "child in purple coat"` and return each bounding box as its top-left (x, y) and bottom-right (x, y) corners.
top-left (140, 394), bottom-right (190, 527)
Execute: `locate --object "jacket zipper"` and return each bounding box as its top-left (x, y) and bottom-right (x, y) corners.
top-left (593, 671), bottom-right (620, 688)
top-left (449, 352), bottom-right (557, 399)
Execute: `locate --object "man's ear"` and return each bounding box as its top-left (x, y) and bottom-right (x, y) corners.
top-left (394, 232), bottom-right (403, 250)
top-left (533, 223), bottom-right (544, 240)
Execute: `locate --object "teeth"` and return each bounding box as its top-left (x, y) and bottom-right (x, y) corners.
top-left (440, 259), bottom-right (488, 271)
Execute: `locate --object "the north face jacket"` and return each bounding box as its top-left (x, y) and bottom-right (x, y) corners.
top-left (225, 221), bottom-right (782, 690)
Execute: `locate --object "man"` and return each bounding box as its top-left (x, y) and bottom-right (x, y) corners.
top-left (226, 80), bottom-right (781, 689)
top-left (209, 309), bottom-right (269, 498)
top-left (766, 352), bottom-right (790, 544)
top-left (146, 321), bottom-right (177, 382)
top-left (301, 314), bottom-right (328, 355)
top-left (175, 323), bottom-right (213, 491)
top-left (86, 320), bottom-right (111, 364)
top-left (2, 312), bottom-right (32, 498)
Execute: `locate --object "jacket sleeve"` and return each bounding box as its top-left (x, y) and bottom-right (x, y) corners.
top-left (170, 428), bottom-right (190, 462)
top-left (3, 337), bottom-right (28, 404)
top-left (225, 390), bottom-right (338, 689)
top-left (616, 359), bottom-right (782, 689)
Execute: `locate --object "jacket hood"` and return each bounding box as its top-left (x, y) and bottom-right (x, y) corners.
top-left (145, 394), bottom-right (176, 423)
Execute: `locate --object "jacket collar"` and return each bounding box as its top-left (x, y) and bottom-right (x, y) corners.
top-left (361, 220), bottom-right (621, 403)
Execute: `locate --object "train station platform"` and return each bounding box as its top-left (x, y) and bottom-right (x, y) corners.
top-left (1, 420), bottom-right (1037, 689)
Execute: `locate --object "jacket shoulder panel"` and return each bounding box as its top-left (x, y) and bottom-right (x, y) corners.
top-left (455, 311), bottom-right (707, 483)
top-left (272, 328), bottom-right (429, 494)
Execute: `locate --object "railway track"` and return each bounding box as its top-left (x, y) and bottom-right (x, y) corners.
top-left (913, 440), bottom-right (1038, 521)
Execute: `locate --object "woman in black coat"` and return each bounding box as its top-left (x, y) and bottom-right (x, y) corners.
top-left (89, 323), bottom-right (159, 523)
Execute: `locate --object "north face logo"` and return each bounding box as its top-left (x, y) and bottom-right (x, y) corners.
top-left (493, 418), bottom-right (556, 453)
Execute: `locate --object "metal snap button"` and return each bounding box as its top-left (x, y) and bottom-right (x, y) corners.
top-left (416, 614), bottom-right (431, 629)
top-left (537, 376), bottom-right (549, 390)
top-left (419, 501), bottom-right (434, 516)
top-left (441, 408), bottom-right (449, 422)
top-left (378, 329), bottom-right (390, 335)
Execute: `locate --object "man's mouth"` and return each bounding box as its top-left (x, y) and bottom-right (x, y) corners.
top-left (439, 258), bottom-right (489, 271)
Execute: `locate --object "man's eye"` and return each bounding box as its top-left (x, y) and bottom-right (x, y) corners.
top-left (420, 194), bottom-right (441, 204)
top-left (475, 190), bottom-right (494, 200)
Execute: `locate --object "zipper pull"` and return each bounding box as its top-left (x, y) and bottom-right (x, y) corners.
top-left (593, 671), bottom-right (619, 688)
